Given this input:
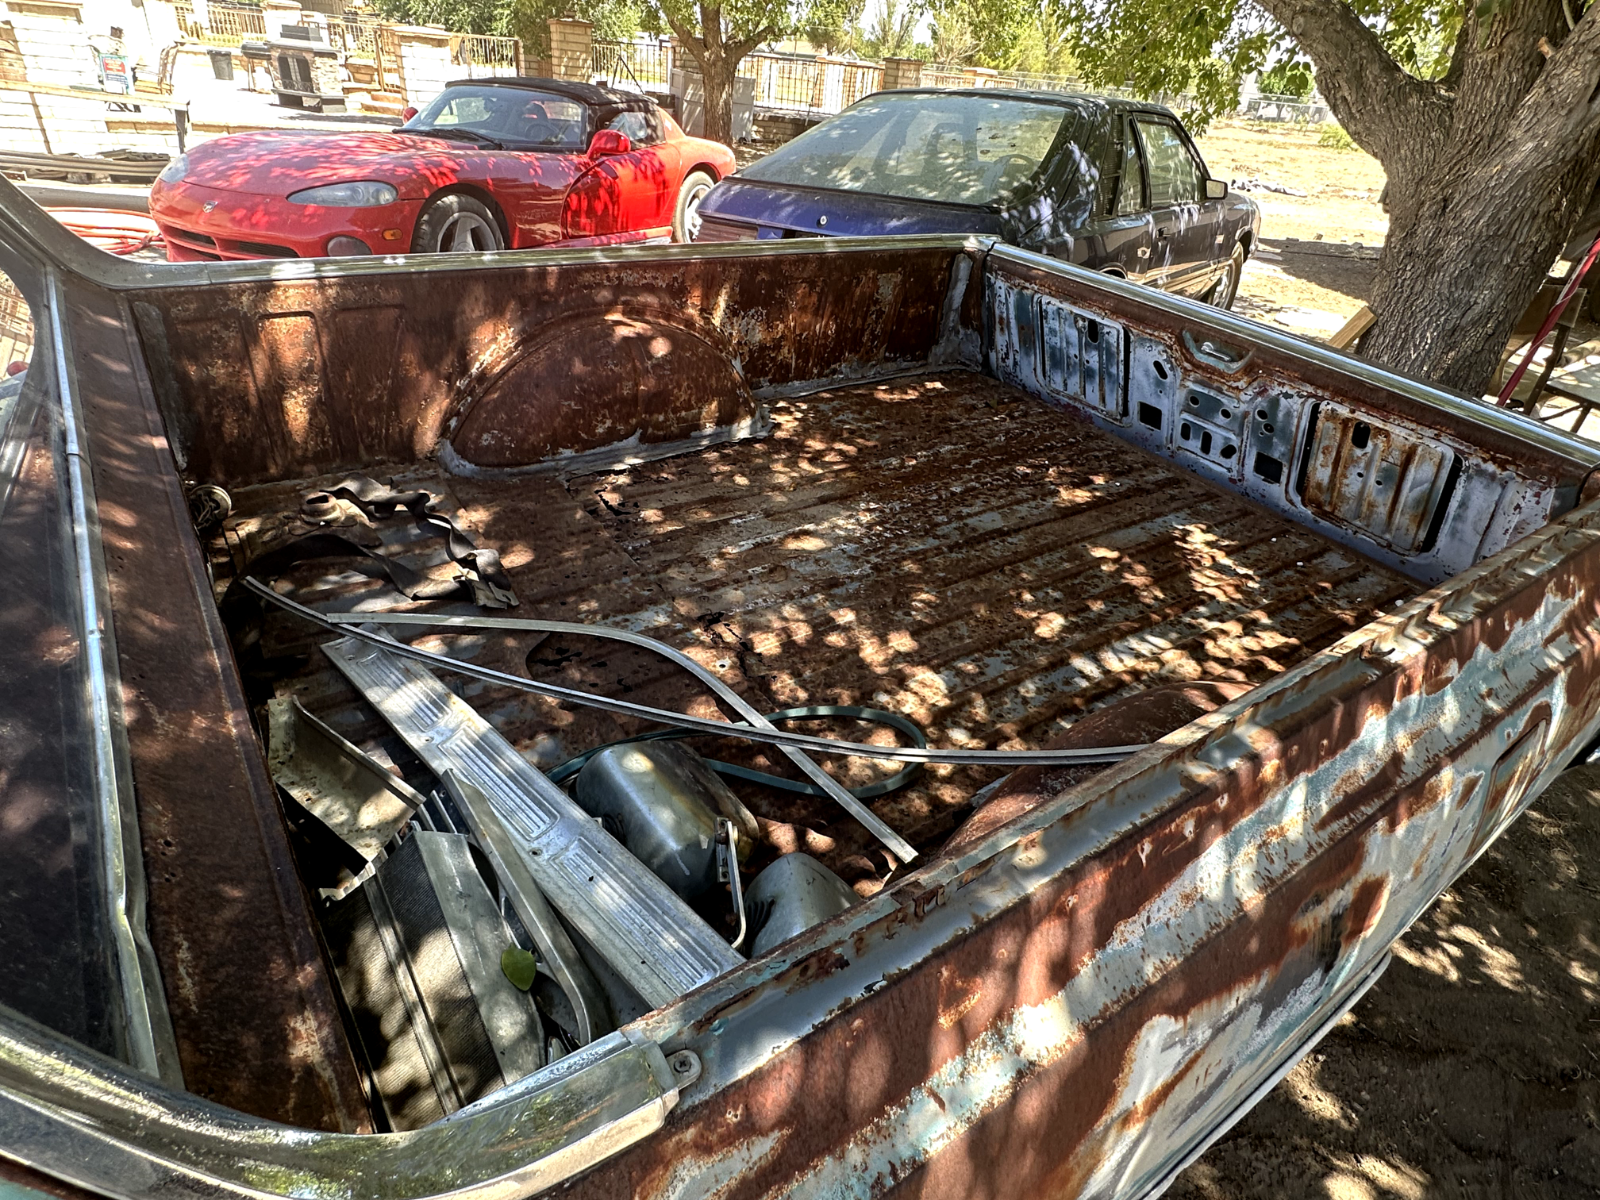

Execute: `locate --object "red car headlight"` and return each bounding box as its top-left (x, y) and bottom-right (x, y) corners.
top-left (288, 181), bottom-right (399, 207)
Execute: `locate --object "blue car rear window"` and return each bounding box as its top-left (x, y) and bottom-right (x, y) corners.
top-left (739, 93), bottom-right (1081, 206)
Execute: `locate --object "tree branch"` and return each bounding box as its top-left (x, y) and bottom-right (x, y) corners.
top-left (1441, 1), bottom-right (1472, 90)
top-left (727, 25), bottom-right (777, 59)
top-left (1251, 0), bottom-right (1450, 167)
top-left (700, 0), bottom-right (723, 52)
top-left (662, 9), bottom-right (707, 66)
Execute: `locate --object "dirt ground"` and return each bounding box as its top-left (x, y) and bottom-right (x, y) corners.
top-left (1193, 120), bottom-right (1388, 341)
top-left (1167, 121), bottom-right (1600, 1199)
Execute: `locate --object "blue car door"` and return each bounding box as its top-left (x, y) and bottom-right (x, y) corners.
top-left (1057, 115), bottom-right (1154, 281)
top-left (1134, 115), bottom-right (1218, 296)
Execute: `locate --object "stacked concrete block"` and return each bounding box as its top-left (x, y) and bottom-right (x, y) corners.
top-left (391, 24), bottom-right (449, 108)
top-left (0, 0), bottom-right (109, 153)
top-left (882, 57), bottom-right (923, 91)
top-left (547, 17), bottom-right (589, 82)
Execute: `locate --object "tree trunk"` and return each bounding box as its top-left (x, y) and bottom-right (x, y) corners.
top-left (1257, 0), bottom-right (1600, 396)
top-left (699, 50), bottom-right (737, 145)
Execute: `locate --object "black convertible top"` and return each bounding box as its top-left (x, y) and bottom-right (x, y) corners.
top-left (441, 76), bottom-right (651, 111)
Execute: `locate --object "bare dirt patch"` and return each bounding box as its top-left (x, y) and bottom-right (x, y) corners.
top-left (1193, 120), bottom-right (1389, 340)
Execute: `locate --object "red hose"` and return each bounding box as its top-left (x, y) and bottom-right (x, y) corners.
top-left (45, 208), bottom-right (164, 257)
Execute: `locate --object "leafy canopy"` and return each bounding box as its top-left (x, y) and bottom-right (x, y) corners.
top-left (1060, 0), bottom-right (1462, 129)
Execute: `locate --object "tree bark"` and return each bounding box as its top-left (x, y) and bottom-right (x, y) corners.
top-left (1253, 0), bottom-right (1600, 396)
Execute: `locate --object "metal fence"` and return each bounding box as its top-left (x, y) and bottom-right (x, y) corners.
top-left (734, 54), bottom-right (883, 118)
top-left (588, 40), bottom-right (1331, 128)
top-left (1238, 93), bottom-right (1331, 123)
top-left (327, 14), bottom-right (382, 61)
top-left (172, 0), bottom-right (267, 47)
top-left (451, 33), bottom-right (522, 77)
top-left (592, 39), bottom-right (672, 90)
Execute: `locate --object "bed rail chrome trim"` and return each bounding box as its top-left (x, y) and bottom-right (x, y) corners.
top-left (43, 267), bottom-right (178, 1086)
top-left (0, 1006), bottom-right (684, 1200)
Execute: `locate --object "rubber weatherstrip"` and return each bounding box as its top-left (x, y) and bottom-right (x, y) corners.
top-left (240, 577), bottom-right (1151, 769)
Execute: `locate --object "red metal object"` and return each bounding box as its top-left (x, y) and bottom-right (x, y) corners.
top-left (1497, 226), bottom-right (1600, 406)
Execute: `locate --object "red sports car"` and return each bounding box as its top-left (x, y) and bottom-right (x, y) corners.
top-left (149, 78), bottom-right (736, 262)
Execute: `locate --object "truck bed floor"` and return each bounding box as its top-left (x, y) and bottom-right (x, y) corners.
top-left (217, 370), bottom-right (1421, 884)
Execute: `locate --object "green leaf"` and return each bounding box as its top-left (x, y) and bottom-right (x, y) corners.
top-left (501, 946), bottom-right (537, 991)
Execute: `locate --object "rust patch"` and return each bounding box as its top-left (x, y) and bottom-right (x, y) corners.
top-left (71, 284), bottom-right (370, 1130)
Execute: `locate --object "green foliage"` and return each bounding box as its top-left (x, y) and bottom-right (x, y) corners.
top-left (1317, 122), bottom-right (1356, 150)
top-left (645, 0), bottom-right (799, 54)
top-left (1059, 0), bottom-right (1269, 129)
top-left (924, 0), bottom-right (1074, 72)
top-left (802, 0), bottom-right (867, 52)
top-left (1059, 0), bottom-right (1464, 132)
top-left (371, 0), bottom-right (518, 35)
top-left (1258, 56), bottom-right (1312, 98)
top-left (510, 0), bottom-right (640, 55)
top-left (861, 0), bottom-right (920, 59)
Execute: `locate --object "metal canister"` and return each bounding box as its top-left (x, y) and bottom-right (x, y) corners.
top-left (574, 742), bottom-right (754, 901)
top-left (745, 853), bottom-right (859, 958)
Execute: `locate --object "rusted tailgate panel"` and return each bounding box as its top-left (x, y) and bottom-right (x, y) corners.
top-left (129, 245), bottom-right (960, 487)
top-left (569, 497), bottom-right (1600, 1199)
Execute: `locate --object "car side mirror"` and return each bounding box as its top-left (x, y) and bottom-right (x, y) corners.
top-left (1205, 178), bottom-right (1228, 200)
top-left (401, 106), bottom-right (418, 122)
top-left (588, 129), bottom-right (632, 158)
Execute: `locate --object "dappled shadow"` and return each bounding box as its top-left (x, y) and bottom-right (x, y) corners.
top-left (1172, 766), bottom-right (1600, 1198)
top-left (1271, 243), bottom-right (1377, 300)
top-left (219, 367), bottom-right (1419, 899)
top-left (490, 371), bottom-right (1417, 882)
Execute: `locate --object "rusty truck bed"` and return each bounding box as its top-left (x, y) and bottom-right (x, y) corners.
top-left (214, 370), bottom-right (1418, 882)
top-left (6, 181), bottom-right (1600, 1200)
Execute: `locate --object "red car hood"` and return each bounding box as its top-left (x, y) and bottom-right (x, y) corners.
top-left (178, 130), bottom-right (501, 196)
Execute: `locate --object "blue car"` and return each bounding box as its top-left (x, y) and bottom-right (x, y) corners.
top-left (694, 88), bottom-right (1261, 308)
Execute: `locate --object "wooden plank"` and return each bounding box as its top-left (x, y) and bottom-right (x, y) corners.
top-left (1327, 304), bottom-right (1375, 351)
top-left (0, 79), bottom-right (186, 111)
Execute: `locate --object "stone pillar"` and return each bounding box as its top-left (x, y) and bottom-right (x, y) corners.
top-left (965, 65), bottom-right (997, 88)
top-left (387, 23), bottom-right (450, 107)
top-left (547, 17), bottom-right (590, 82)
top-left (881, 56), bottom-right (923, 90)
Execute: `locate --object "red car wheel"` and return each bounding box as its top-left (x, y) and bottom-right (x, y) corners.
top-left (413, 194), bottom-right (505, 254)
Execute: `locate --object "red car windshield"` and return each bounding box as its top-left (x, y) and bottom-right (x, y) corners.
top-left (403, 86), bottom-right (590, 151)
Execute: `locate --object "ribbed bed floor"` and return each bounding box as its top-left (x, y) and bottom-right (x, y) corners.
top-left (217, 369), bottom-right (1421, 885)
